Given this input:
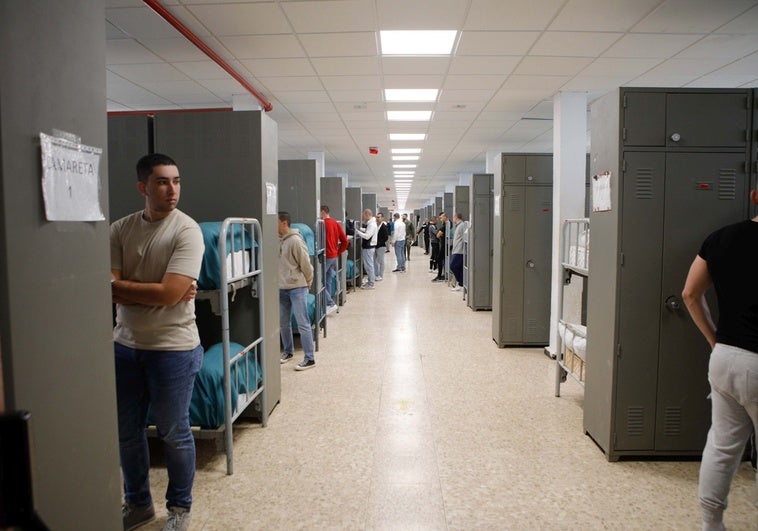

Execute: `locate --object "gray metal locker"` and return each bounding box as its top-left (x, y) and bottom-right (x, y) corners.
top-left (345, 187), bottom-right (362, 222)
top-left (467, 173), bottom-right (494, 311)
top-left (444, 192), bottom-right (453, 215)
top-left (278, 160), bottom-right (320, 224)
top-left (321, 177), bottom-right (347, 305)
top-left (455, 185), bottom-right (470, 220)
top-left (492, 154), bottom-right (553, 347)
top-left (435, 196), bottom-right (443, 215)
top-left (584, 88), bottom-right (752, 460)
top-left (362, 192), bottom-right (377, 215)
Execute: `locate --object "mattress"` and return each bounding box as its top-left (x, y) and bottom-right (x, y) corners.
top-left (291, 223), bottom-right (315, 255)
top-left (197, 222), bottom-right (253, 290)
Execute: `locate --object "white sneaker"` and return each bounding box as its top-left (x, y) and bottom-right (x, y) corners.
top-left (326, 304), bottom-right (338, 315)
top-left (360, 284), bottom-right (375, 290)
top-left (376, 276), bottom-right (383, 281)
top-left (451, 286), bottom-right (462, 292)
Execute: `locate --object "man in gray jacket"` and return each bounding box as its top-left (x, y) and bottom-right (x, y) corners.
top-left (278, 211), bottom-right (315, 370)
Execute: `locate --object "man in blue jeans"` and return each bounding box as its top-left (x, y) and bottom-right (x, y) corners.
top-left (683, 187), bottom-right (758, 530)
top-left (278, 211), bottom-right (316, 370)
top-left (111, 153), bottom-right (204, 531)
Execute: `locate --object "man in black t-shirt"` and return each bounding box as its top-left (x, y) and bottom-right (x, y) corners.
top-left (683, 190), bottom-right (758, 530)
top-left (432, 212), bottom-right (448, 282)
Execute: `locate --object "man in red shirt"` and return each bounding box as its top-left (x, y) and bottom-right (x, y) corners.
top-left (320, 205), bottom-right (349, 314)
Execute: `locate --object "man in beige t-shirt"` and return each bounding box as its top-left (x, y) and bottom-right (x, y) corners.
top-left (111, 153), bottom-right (204, 531)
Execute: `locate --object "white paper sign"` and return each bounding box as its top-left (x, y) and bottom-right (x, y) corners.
top-left (40, 133), bottom-right (104, 221)
top-left (265, 182), bottom-right (278, 215)
top-left (592, 172), bottom-right (612, 213)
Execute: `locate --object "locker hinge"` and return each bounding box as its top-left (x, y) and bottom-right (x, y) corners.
top-left (622, 159), bottom-right (627, 173)
top-left (613, 432), bottom-right (618, 446)
top-left (622, 95), bottom-right (627, 108)
top-left (622, 128), bottom-right (627, 141)
top-left (616, 343), bottom-right (622, 357)
top-left (746, 95), bottom-right (752, 110)
top-left (620, 252), bottom-right (625, 266)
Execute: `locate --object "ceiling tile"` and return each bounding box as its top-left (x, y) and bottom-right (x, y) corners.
top-left (602, 33), bottom-right (703, 58)
top-left (107, 39), bottom-right (163, 64)
top-left (709, 51), bottom-right (758, 75)
top-left (717, 4), bottom-right (758, 33)
top-left (514, 56), bottom-right (593, 76)
top-left (321, 75), bottom-right (382, 90)
top-left (187, 3), bottom-right (291, 35)
top-left (676, 34), bottom-right (758, 59)
top-left (382, 58), bottom-right (451, 75)
top-left (283, 102), bottom-right (338, 113)
top-left (580, 57), bottom-right (664, 77)
top-left (282, 0), bottom-right (376, 33)
top-left (549, 0), bottom-right (662, 32)
top-left (443, 75), bottom-right (506, 89)
top-left (299, 33), bottom-right (378, 57)
top-left (274, 90), bottom-right (331, 103)
top-left (560, 74), bottom-right (635, 91)
top-left (312, 57), bottom-right (381, 76)
top-left (633, 0), bottom-right (758, 33)
top-left (106, 6), bottom-right (185, 39)
top-left (464, 0), bottom-right (565, 30)
top-left (138, 80), bottom-right (223, 103)
top-left (530, 32), bottom-right (622, 56)
top-left (383, 75), bottom-right (445, 89)
top-left (259, 76), bottom-right (324, 92)
top-left (639, 57), bottom-right (734, 77)
top-left (173, 61), bottom-right (229, 80)
top-left (220, 35), bottom-right (305, 59)
top-left (240, 58), bottom-right (316, 77)
top-left (502, 75), bottom-right (571, 91)
top-left (457, 31), bottom-right (541, 56)
top-left (108, 63), bottom-right (189, 82)
top-left (438, 89), bottom-right (496, 103)
top-left (448, 56), bottom-right (521, 76)
top-left (377, 0), bottom-right (468, 29)
top-left (196, 78), bottom-right (248, 101)
top-left (686, 73), bottom-right (758, 87)
top-left (329, 90), bottom-right (383, 103)
top-left (137, 38), bottom-right (207, 62)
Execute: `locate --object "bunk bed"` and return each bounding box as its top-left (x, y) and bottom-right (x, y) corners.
top-left (291, 222), bottom-right (327, 351)
top-left (345, 234), bottom-right (361, 292)
top-left (149, 218), bottom-right (267, 475)
top-left (555, 218), bottom-right (589, 397)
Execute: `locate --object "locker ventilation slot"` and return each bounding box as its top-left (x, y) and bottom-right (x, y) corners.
top-left (635, 170), bottom-right (654, 199)
top-left (526, 319), bottom-right (538, 338)
top-left (718, 170), bottom-right (737, 200)
top-left (626, 407), bottom-right (644, 437)
top-left (664, 407), bottom-right (682, 438)
top-left (509, 194), bottom-right (522, 212)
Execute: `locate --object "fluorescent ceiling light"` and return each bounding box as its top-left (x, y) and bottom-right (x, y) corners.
top-left (389, 133), bottom-right (426, 141)
top-left (394, 171), bottom-right (415, 175)
top-left (392, 156), bottom-right (419, 162)
top-left (380, 30), bottom-right (457, 56)
top-left (394, 179), bottom-right (413, 183)
top-left (393, 164), bottom-right (417, 168)
top-left (392, 148), bottom-right (422, 154)
top-left (387, 110), bottom-right (432, 122)
top-left (385, 89), bottom-right (438, 102)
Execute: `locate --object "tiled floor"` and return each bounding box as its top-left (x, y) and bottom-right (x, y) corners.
top-left (142, 246), bottom-right (756, 530)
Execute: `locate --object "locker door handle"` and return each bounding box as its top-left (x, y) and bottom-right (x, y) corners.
top-left (526, 260), bottom-right (535, 269)
top-left (670, 132), bottom-right (681, 142)
top-left (665, 296), bottom-right (681, 311)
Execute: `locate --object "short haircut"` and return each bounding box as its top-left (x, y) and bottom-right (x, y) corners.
top-left (393, 213), bottom-right (400, 219)
top-left (363, 208), bottom-right (373, 217)
top-left (136, 153), bottom-right (177, 184)
top-left (278, 211), bottom-right (291, 226)
top-left (455, 212), bottom-right (464, 221)
top-left (320, 205), bottom-right (330, 214)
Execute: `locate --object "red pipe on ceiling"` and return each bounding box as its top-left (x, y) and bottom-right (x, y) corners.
top-left (142, 0), bottom-right (273, 112)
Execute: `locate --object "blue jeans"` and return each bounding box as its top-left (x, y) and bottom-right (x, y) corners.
top-left (279, 287), bottom-right (315, 361)
top-left (362, 248), bottom-right (376, 286)
top-left (395, 241), bottom-right (406, 270)
top-left (450, 253), bottom-right (463, 285)
top-left (374, 246), bottom-right (385, 278)
top-left (324, 257), bottom-right (338, 307)
top-left (115, 342), bottom-right (203, 510)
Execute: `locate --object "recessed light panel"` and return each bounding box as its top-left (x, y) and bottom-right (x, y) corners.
top-left (387, 110), bottom-right (432, 121)
top-left (385, 89), bottom-right (438, 102)
top-left (389, 133), bottom-right (426, 141)
top-left (380, 31), bottom-right (457, 56)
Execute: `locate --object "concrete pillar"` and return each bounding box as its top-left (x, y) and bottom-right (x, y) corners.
top-left (547, 91), bottom-right (588, 356)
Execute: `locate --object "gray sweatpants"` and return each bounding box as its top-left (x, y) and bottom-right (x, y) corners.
top-left (699, 343), bottom-right (758, 529)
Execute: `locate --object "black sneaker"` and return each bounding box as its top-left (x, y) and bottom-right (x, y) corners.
top-left (122, 503), bottom-right (155, 531)
top-left (280, 352), bottom-right (293, 364)
top-left (432, 277), bottom-right (445, 282)
top-left (295, 359), bottom-right (315, 371)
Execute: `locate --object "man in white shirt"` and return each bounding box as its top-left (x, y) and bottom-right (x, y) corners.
top-left (391, 213), bottom-right (407, 272)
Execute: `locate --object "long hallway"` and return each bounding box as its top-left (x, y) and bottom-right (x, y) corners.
top-left (144, 245), bottom-right (755, 530)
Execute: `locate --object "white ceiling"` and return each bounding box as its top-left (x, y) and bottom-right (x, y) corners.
top-left (105, 0), bottom-right (758, 209)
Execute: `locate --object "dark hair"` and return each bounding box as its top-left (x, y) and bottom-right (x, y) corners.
top-left (136, 153), bottom-right (177, 183)
top-left (278, 211), bottom-right (291, 226)
top-left (455, 212), bottom-right (464, 221)
top-left (320, 205), bottom-right (330, 214)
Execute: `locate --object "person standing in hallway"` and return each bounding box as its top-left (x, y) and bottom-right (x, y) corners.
top-left (320, 205), bottom-right (348, 315)
top-left (391, 212), bottom-right (407, 272)
top-left (374, 213), bottom-right (389, 281)
top-left (402, 213), bottom-right (414, 262)
top-left (449, 213), bottom-right (468, 291)
top-left (418, 218), bottom-right (430, 255)
top-left (428, 216), bottom-right (439, 272)
top-left (278, 211), bottom-right (316, 371)
top-left (111, 153), bottom-right (204, 531)
top-left (354, 209), bottom-right (378, 289)
top-left (682, 189), bottom-right (758, 531)
top-left (432, 212), bottom-right (448, 282)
